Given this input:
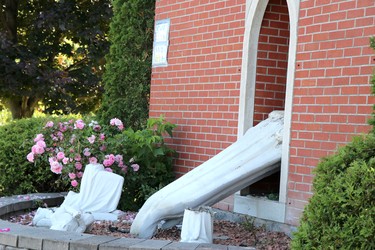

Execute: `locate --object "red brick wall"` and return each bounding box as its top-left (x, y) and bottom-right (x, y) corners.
top-left (149, 0), bottom-right (246, 177)
top-left (254, 0), bottom-right (289, 125)
top-left (286, 0), bottom-right (375, 225)
top-left (150, 0), bottom-right (375, 225)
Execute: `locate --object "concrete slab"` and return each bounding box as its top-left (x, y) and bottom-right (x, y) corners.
top-left (196, 243), bottom-right (228, 250)
top-left (4, 247), bottom-right (28, 250)
top-left (129, 239), bottom-right (172, 250)
top-left (0, 204), bottom-right (13, 217)
top-left (228, 246), bottom-right (255, 250)
top-left (0, 231), bottom-right (17, 247)
top-left (42, 231), bottom-right (93, 250)
top-left (18, 234), bottom-right (43, 250)
top-left (70, 235), bottom-right (118, 250)
top-left (162, 241), bottom-right (200, 250)
top-left (0, 220), bottom-right (27, 247)
top-left (99, 238), bottom-right (146, 250)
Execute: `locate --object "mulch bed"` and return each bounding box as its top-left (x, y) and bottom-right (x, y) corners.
top-left (6, 210), bottom-right (291, 249)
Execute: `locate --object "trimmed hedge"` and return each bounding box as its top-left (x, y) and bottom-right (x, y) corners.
top-left (292, 130), bottom-right (375, 249)
top-left (0, 117), bottom-right (70, 196)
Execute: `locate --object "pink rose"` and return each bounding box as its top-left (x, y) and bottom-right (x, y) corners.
top-left (75, 162), bottom-right (82, 170)
top-left (34, 134), bottom-right (44, 142)
top-left (45, 121), bottom-right (54, 128)
top-left (56, 151), bottom-right (65, 160)
top-left (89, 157), bottom-right (98, 164)
top-left (50, 161), bottom-right (63, 174)
top-left (103, 159), bottom-right (114, 167)
top-left (68, 173), bottom-right (76, 179)
top-left (71, 180), bottom-right (78, 187)
top-left (115, 154), bottom-right (123, 163)
top-left (27, 152), bottom-right (34, 163)
top-left (76, 171), bottom-right (83, 178)
top-left (32, 145), bottom-right (45, 155)
top-left (110, 118), bottom-right (124, 130)
top-left (131, 163), bottom-right (140, 172)
top-left (49, 157), bottom-right (56, 164)
top-left (59, 123), bottom-right (66, 132)
top-left (93, 125), bottom-right (101, 132)
top-left (99, 133), bottom-right (105, 141)
top-left (36, 140), bottom-right (46, 148)
top-left (105, 168), bottom-right (113, 172)
top-left (62, 157), bottom-right (69, 164)
top-left (99, 145), bottom-right (106, 151)
top-left (83, 148), bottom-right (91, 157)
top-left (87, 135), bottom-right (96, 144)
top-left (57, 131), bottom-right (64, 140)
top-left (74, 119), bottom-right (85, 130)
top-left (74, 154), bottom-right (81, 161)
top-left (103, 154), bottom-right (115, 167)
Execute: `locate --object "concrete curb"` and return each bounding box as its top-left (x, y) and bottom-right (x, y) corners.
top-left (0, 193), bottom-right (254, 250)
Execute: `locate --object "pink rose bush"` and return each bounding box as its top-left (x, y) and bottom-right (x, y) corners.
top-left (27, 118), bottom-right (140, 189)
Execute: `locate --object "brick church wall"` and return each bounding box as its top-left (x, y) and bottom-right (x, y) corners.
top-left (286, 0), bottom-right (375, 225)
top-left (149, 0), bottom-right (246, 178)
top-left (149, 0), bottom-right (375, 225)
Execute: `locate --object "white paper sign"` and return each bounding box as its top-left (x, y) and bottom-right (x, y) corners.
top-left (152, 19), bottom-right (170, 67)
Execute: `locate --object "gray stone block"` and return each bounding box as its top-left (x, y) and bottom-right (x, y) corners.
top-left (0, 231), bottom-right (18, 247)
top-left (228, 246), bottom-right (255, 250)
top-left (18, 234), bottom-right (43, 250)
top-left (70, 235), bottom-right (118, 250)
top-left (0, 204), bottom-right (13, 217)
top-left (129, 239), bottom-right (172, 250)
top-left (196, 243), bottom-right (228, 250)
top-left (5, 246), bottom-right (28, 250)
top-left (13, 201), bottom-right (33, 212)
top-left (99, 238), bottom-right (145, 250)
top-left (42, 231), bottom-right (92, 250)
top-left (162, 241), bottom-right (200, 250)
top-left (0, 244), bottom-right (5, 250)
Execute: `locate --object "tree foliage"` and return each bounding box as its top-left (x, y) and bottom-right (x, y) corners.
top-left (0, 0), bottom-right (112, 119)
top-left (97, 0), bottom-right (155, 129)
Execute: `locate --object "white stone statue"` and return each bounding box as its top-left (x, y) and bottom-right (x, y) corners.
top-left (130, 111), bottom-right (284, 238)
top-left (33, 163), bottom-right (124, 233)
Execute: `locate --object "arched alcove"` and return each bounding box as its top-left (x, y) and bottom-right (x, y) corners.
top-left (235, 0), bottom-right (300, 223)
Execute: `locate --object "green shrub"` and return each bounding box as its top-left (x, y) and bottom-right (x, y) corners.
top-left (292, 134), bottom-right (375, 249)
top-left (97, 0), bottom-right (155, 129)
top-left (0, 117), bottom-right (71, 196)
top-left (108, 116), bottom-right (177, 210)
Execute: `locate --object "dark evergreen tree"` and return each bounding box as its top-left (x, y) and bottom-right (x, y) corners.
top-left (97, 0), bottom-right (155, 129)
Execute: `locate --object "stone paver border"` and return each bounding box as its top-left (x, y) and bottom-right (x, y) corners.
top-left (0, 193), bottom-right (254, 250)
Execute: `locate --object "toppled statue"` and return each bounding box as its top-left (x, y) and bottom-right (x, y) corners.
top-left (130, 111), bottom-right (284, 238)
top-left (32, 163), bottom-right (124, 233)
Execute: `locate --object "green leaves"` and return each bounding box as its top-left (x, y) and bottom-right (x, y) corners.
top-left (107, 116), bottom-right (177, 211)
top-left (292, 134), bottom-right (375, 249)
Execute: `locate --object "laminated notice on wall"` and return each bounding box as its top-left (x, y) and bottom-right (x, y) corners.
top-left (152, 19), bottom-right (170, 67)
